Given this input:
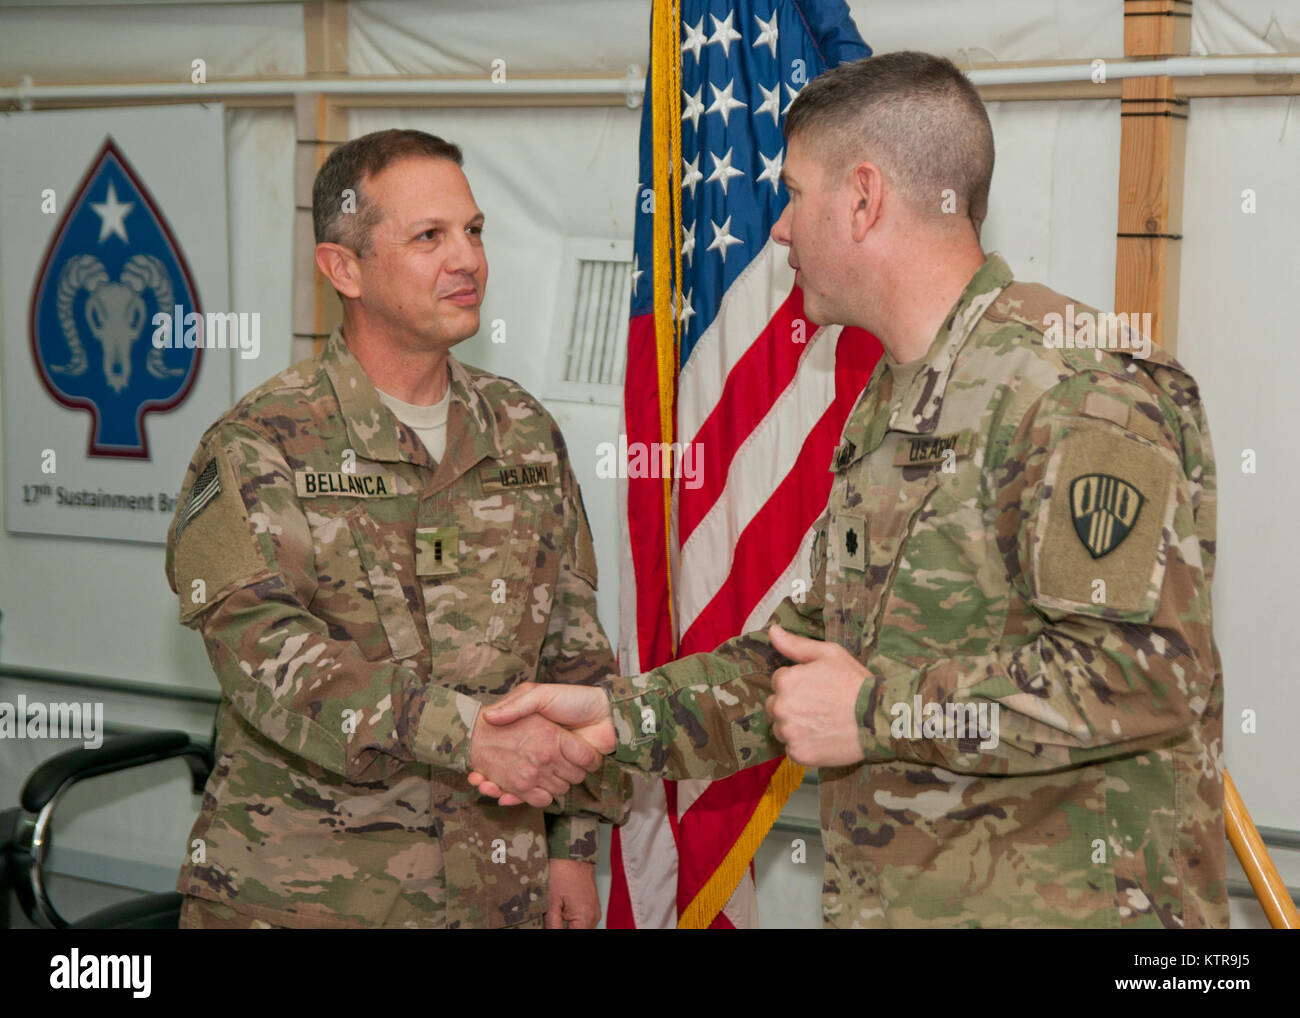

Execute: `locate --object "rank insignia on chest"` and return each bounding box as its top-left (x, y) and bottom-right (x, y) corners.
top-left (833, 513), bottom-right (867, 571)
top-left (416, 525), bottom-right (460, 576)
top-left (1070, 473), bottom-right (1145, 558)
top-left (479, 462), bottom-right (554, 493)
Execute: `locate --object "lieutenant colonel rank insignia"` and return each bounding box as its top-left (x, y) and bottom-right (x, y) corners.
top-left (1070, 473), bottom-right (1145, 558)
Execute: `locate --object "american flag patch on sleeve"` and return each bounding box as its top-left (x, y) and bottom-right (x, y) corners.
top-left (176, 457), bottom-right (221, 539)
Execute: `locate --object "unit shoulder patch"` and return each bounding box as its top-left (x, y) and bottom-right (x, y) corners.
top-left (1031, 419), bottom-right (1179, 618)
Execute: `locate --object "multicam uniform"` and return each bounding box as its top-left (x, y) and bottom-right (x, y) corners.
top-left (604, 254), bottom-right (1226, 928)
top-left (166, 326), bottom-right (627, 928)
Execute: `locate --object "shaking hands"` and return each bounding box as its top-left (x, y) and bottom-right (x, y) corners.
top-left (468, 683), bottom-right (615, 806)
top-left (468, 624), bottom-right (872, 805)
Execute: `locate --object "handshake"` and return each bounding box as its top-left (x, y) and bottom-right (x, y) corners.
top-left (467, 682), bottom-right (616, 807)
top-left (465, 625), bottom-right (874, 806)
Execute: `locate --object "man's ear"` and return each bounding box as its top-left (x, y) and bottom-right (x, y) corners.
top-left (848, 161), bottom-right (885, 243)
top-left (314, 242), bottom-right (362, 300)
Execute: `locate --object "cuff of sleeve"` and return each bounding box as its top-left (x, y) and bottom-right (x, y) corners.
top-left (411, 685), bottom-right (482, 774)
top-left (546, 814), bottom-right (599, 862)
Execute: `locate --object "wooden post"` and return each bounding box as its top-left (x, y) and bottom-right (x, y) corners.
top-left (1115, 0), bottom-right (1191, 353)
top-left (294, 1), bottom-right (349, 362)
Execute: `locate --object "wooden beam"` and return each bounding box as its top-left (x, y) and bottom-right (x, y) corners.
top-left (295, 2), bottom-right (350, 360)
top-left (1115, 0), bottom-right (1191, 353)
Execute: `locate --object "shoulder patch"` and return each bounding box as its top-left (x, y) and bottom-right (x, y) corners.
top-left (173, 442), bottom-right (273, 624)
top-left (175, 458), bottom-right (220, 540)
top-left (1032, 419), bottom-right (1179, 618)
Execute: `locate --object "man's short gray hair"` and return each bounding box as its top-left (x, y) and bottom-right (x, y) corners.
top-left (784, 51), bottom-right (994, 235)
top-left (312, 129), bottom-right (464, 257)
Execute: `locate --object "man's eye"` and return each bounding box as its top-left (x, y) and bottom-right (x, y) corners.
top-left (467, 225), bottom-right (483, 236)
top-left (419, 228), bottom-right (439, 240)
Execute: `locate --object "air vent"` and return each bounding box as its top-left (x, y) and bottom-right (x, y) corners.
top-left (548, 237), bottom-right (632, 404)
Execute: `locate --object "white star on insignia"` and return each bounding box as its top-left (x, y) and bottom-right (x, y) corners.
top-left (681, 86), bottom-right (704, 131)
top-left (681, 18), bottom-right (706, 61)
top-left (706, 147), bottom-right (745, 196)
top-left (782, 81), bottom-right (804, 115)
top-left (707, 215), bottom-right (743, 264)
top-left (753, 81), bottom-right (781, 127)
top-left (679, 287), bottom-right (695, 328)
top-left (707, 11), bottom-right (742, 57)
top-left (681, 153), bottom-right (703, 199)
top-left (682, 221), bottom-right (696, 264)
top-left (753, 11), bottom-right (779, 57)
top-left (631, 253), bottom-right (643, 296)
top-left (756, 148), bottom-right (784, 193)
top-left (91, 181), bottom-right (134, 244)
top-left (706, 80), bottom-right (747, 127)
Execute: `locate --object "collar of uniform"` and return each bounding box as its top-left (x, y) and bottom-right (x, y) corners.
top-left (886, 252), bottom-right (1013, 435)
top-left (322, 326), bottom-right (502, 473)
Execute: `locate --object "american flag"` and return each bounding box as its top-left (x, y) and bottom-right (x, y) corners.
top-left (612, 0), bottom-right (880, 929)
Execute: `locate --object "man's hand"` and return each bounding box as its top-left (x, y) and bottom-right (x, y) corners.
top-left (546, 859), bottom-right (601, 929)
top-left (766, 624), bottom-right (869, 767)
top-left (468, 683), bottom-right (616, 804)
top-left (468, 710), bottom-right (604, 808)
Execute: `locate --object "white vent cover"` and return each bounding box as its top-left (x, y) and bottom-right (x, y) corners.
top-left (547, 237), bottom-right (633, 404)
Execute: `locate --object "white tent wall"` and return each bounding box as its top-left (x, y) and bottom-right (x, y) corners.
top-left (0, 0), bottom-right (1295, 928)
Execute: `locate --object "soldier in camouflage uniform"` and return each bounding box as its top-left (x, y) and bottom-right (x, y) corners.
top-left (474, 53), bottom-right (1227, 928)
top-left (167, 130), bottom-right (626, 928)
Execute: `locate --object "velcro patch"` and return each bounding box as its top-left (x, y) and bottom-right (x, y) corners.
top-left (1033, 420), bottom-right (1177, 617)
top-left (294, 470), bottom-right (399, 498)
top-left (893, 430), bottom-right (973, 468)
top-left (480, 462), bottom-right (554, 492)
top-left (175, 458), bottom-right (220, 540)
top-left (833, 512), bottom-right (867, 572)
top-left (415, 526), bottom-right (459, 577)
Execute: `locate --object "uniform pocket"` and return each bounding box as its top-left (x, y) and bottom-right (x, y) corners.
top-left (345, 507), bottom-right (424, 661)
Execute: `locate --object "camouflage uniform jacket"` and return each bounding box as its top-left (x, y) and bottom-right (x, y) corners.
top-left (605, 254), bottom-right (1226, 928)
top-left (166, 326), bottom-right (628, 928)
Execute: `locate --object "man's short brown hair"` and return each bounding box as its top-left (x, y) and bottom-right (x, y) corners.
top-left (312, 129), bottom-right (464, 256)
top-left (784, 51), bottom-right (994, 235)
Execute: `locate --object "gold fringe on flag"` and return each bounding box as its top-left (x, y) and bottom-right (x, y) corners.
top-left (677, 759), bottom-right (807, 929)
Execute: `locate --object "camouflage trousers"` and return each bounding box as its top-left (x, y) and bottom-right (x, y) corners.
top-left (179, 895), bottom-right (284, 929)
top-left (178, 894), bottom-right (547, 929)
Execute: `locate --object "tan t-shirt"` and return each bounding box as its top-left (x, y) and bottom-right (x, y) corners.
top-left (376, 385), bottom-right (451, 463)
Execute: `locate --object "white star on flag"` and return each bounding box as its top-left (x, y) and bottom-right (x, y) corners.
top-left (681, 153), bottom-right (703, 199)
top-left (706, 10), bottom-right (742, 57)
top-left (682, 221), bottom-right (696, 264)
top-left (782, 81), bottom-right (804, 115)
top-left (681, 18), bottom-right (706, 61)
top-left (678, 287), bottom-right (695, 327)
top-left (756, 148), bottom-right (784, 194)
top-left (706, 148), bottom-right (745, 196)
top-left (707, 214), bottom-right (743, 264)
top-left (753, 11), bottom-right (779, 57)
top-left (753, 81), bottom-right (781, 126)
top-left (91, 181), bottom-right (134, 244)
top-left (682, 86), bottom-right (704, 131)
top-left (706, 80), bottom-right (747, 127)
top-left (631, 253), bottom-right (643, 295)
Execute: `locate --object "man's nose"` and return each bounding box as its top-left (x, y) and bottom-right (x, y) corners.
top-left (770, 205), bottom-right (791, 246)
top-left (447, 229), bottom-right (485, 275)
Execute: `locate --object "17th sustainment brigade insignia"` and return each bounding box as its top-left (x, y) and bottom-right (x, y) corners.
top-left (1070, 473), bottom-right (1145, 558)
